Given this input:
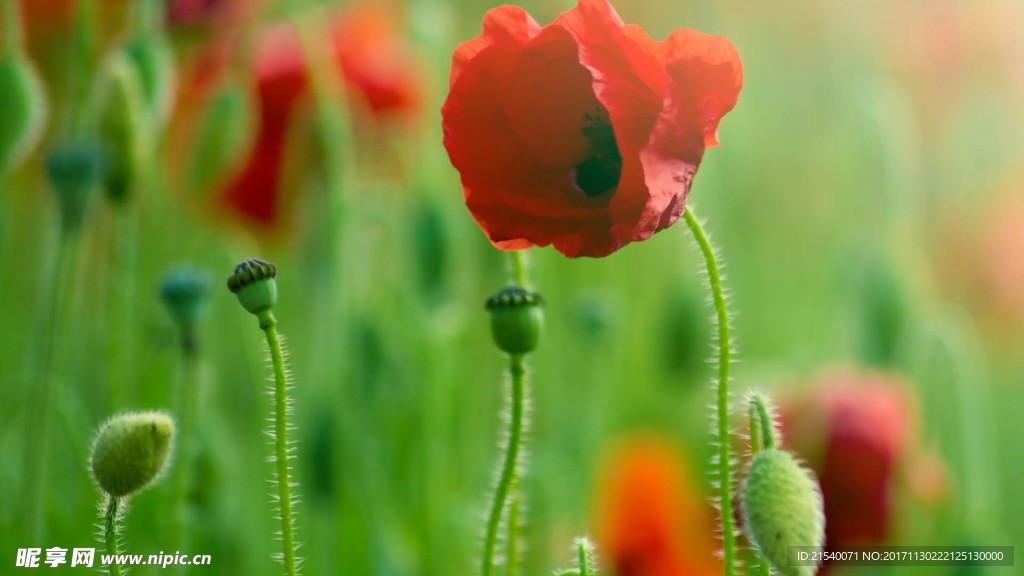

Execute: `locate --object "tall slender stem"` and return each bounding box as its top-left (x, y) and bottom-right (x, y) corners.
top-left (172, 345), bottom-right (199, 556)
top-left (103, 496), bottom-right (123, 576)
top-left (258, 310), bottom-right (298, 576)
top-left (107, 211), bottom-right (136, 411)
top-left (25, 230), bottom-right (79, 540)
top-left (482, 354), bottom-right (525, 576)
top-left (683, 206), bottom-right (736, 576)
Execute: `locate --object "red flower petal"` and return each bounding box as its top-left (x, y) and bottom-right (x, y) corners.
top-left (450, 6), bottom-right (540, 88)
top-left (442, 0), bottom-right (742, 257)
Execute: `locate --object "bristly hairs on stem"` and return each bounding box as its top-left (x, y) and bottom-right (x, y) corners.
top-left (745, 391), bottom-right (779, 455)
top-left (98, 495), bottom-right (125, 576)
top-left (682, 206), bottom-right (740, 576)
top-left (554, 536), bottom-right (598, 576)
top-left (261, 322), bottom-right (303, 576)
top-left (744, 392), bottom-right (779, 576)
top-left (227, 259), bottom-right (302, 576)
top-left (480, 353), bottom-right (530, 576)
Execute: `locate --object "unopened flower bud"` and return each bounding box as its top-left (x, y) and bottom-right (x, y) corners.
top-left (125, 35), bottom-right (176, 130)
top-left (96, 53), bottom-right (148, 205)
top-left (227, 258), bottom-right (278, 316)
top-left (0, 55), bottom-right (47, 175)
top-left (90, 411), bottom-right (175, 498)
top-left (742, 449), bottom-right (825, 576)
top-left (160, 267), bottom-right (209, 352)
top-left (486, 286), bottom-right (543, 355)
top-left (45, 140), bottom-right (104, 232)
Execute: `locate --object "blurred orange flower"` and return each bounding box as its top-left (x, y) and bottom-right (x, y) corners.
top-left (596, 436), bottom-right (720, 576)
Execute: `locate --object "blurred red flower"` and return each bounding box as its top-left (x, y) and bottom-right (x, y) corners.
top-left (218, 3), bottom-right (422, 227)
top-left (442, 0), bottom-right (742, 258)
top-left (597, 436), bottom-right (720, 576)
top-left (779, 370), bottom-right (946, 571)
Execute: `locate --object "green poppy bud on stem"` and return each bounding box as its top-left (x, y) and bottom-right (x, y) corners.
top-left (486, 286), bottom-right (543, 355)
top-left (227, 257), bottom-right (278, 317)
top-left (125, 35), bottom-right (175, 130)
top-left (0, 54), bottom-right (47, 175)
top-left (742, 448), bottom-right (825, 576)
top-left (45, 140), bottom-right (104, 232)
top-left (160, 267), bottom-right (209, 354)
top-left (90, 411), bottom-right (175, 498)
top-left (96, 53), bottom-right (148, 204)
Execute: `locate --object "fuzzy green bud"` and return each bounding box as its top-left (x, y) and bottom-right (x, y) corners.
top-left (161, 266), bottom-right (209, 352)
top-left (227, 258), bottom-right (278, 315)
top-left (0, 55), bottom-right (47, 175)
top-left (742, 449), bottom-right (825, 576)
top-left (91, 411), bottom-right (175, 498)
top-left (486, 286), bottom-right (543, 355)
top-left (125, 35), bottom-right (176, 131)
top-left (45, 140), bottom-right (104, 232)
top-left (96, 53), bottom-right (148, 204)
top-left (187, 82), bottom-right (251, 196)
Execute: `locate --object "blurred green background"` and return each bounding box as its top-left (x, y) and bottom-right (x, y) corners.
top-left (1, 0), bottom-right (1023, 574)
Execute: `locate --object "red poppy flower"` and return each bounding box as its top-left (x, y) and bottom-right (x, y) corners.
top-left (779, 370), bottom-right (946, 571)
top-left (217, 4), bottom-right (422, 227)
top-left (442, 0), bottom-right (742, 257)
top-left (597, 436), bottom-right (720, 576)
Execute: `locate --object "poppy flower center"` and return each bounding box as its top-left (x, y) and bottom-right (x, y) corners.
top-left (571, 108), bottom-right (621, 198)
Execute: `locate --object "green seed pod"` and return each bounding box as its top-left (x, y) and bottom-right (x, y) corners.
top-left (124, 35), bottom-right (176, 131)
top-left (0, 55), bottom-right (47, 175)
top-left (91, 411), bottom-right (176, 498)
top-left (227, 258), bottom-right (278, 316)
top-left (486, 285), bottom-right (543, 355)
top-left (742, 449), bottom-right (825, 576)
top-left (45, 140), bottom-right (104, 232)
top-left (96, 53), bottom-right (148, 205)
top-left (160, 266), bottom-right (209, 351)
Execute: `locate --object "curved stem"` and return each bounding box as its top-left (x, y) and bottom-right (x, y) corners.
top-left (749, 394), bottom-right (775, 451)
top-left (258, 311), bottom-right (298, 576)
top-left (103, 496), bottom-right (123, 576)
top-left (683, 207), bottom-right (736, 576)
top-left (481, 354), bottom-right (525, 576)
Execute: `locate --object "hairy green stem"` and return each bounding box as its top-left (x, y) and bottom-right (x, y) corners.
top-left (683, 207), bottom-right (736, 576)
top-left (103, 496), bottom-right (123, 576)
top-left (748, 395), bottom-right (775, 452)
top-left (577, 539), bottom-right (593, 576)
top-left (25, 231), bottom-right (80, 540)
top-left (505, 480), bottom-right (521, 576)
top-left (257, 310), bottom-right (298, 576)
top-left (482, 354), bottom-right (525, 576)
